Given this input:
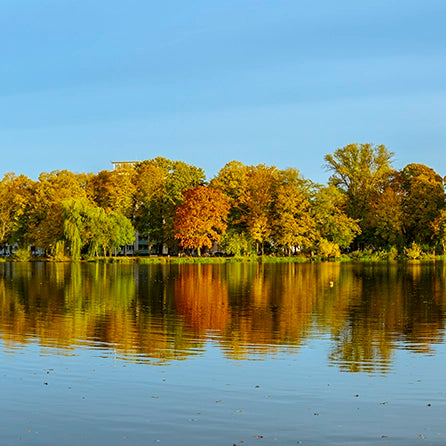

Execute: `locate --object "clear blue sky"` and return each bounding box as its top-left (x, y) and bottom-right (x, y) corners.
top-left (1, 0), bottom-right (445, 183)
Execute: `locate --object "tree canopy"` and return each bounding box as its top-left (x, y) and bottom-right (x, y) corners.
top-left (174, 186), bottom-right (230, 255)
top-left (1, 147), bottom-right (445, 259)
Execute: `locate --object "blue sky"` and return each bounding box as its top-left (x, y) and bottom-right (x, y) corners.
top-left (1, 0), bottom-right (445, 183)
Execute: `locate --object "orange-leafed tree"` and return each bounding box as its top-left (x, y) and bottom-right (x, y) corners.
top-left (174, 186), bottom-right (230, 255)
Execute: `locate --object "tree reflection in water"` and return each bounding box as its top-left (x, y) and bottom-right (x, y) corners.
top-left (0, 261), bottom-right (445, 372)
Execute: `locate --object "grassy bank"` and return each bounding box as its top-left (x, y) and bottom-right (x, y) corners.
top-left (5, 250), bottom-right (446, 264)
top-left (89, 255), bottom-right (311, 264)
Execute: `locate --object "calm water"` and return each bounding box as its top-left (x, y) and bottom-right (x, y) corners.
top-left (1, 261), bottom-right (446, 445)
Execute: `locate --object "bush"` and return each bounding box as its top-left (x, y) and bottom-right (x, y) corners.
top-left (13, 248), bottom-right (32, 262)
top-left (317, 239), bottom-right (341, 259)
top-left (404, 242), bottom-right (423, 260)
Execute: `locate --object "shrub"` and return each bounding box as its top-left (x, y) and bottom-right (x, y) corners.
top-left (13, 248), bottom-right (32, 262)
top-left (404, 242), bottom-right (423, 260)
top-left (317, 239), bottom-right (341, 259)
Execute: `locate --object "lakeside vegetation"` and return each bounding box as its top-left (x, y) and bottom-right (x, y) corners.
top-left (1, 143), bottom-right (445, 262)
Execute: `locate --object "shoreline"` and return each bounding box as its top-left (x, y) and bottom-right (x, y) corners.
top-left (3, 254), bottom-right (446, 264)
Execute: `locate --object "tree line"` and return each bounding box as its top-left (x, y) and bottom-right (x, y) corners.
top-left (1, 143), bottom-right (445, 259)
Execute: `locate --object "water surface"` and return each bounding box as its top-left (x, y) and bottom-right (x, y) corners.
top-left (1, 261), bottom-right (446, 444)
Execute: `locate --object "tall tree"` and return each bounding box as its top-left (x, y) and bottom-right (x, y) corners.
top-left (27, 170), bottom-right (88, 255)
top-left (271, 168), bottom-right (317, 255)
top-left (174, 186), bottom-right (230, 255)
top-left (87, 165), bottom-right (136, 217)
top-left (107, 211), bottom-right (136, 255)
top-left (324, 143), bottom-right (394, 248)
top-left (0, 173), bottom-right (34, 250)
top-left (62, 199), bottom-right (90, 260)
top-left (430, 210), bottom-right (446, 254)
top-left (312, 185), bottom-right (361, 251)
top-left (239, 164), bottom-right (279, 254)
top-left (400, 163), bottom-right (445, 248)
top-left (209, 161), bottom-right (251, 253)
top-left (132, 160), bottom-right (167, 250)
top-left (209, 160), bottom-right (248, 201)
top-left (369, 171), bottom-right (404, 249)
top-left (62, 198), bottom-right (135, 259)
top-left (135, 157), bottom-right (206, 253)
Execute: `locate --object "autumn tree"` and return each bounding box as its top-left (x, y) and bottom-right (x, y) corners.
top-left (62, 199), bottom-right (91, 260)
top-left (209, 160), bottom-right (248, 204)
top-left (312, 184), bottom-right (361, 252)
top-left (62, 198), bottom-right (135, 259)
top-left (0, 173), bottom-right (34, 251)
top-left (324, 143), bottom-right (394, 248)
top-left (27, 170), bottom-right (89, 255)
top-left (209, 160), bottom-right (252, 254)
top-left (430, 210), bottom-right (446, 254)
top-left (400, 163), bottom-right (445, 248)
top-left (368, 171), bottom-right (404, 250)
top-left (87, 164), bottom-right (136, 217)
top-left (174, 186), bottom-right (230, 255)
top-left (132, 157), bottom-right (205, 253)
top-left (238, 164), bottom-right (279, 254)
top-left (132, 161), bottom-right (166, 247)
top-left (271, 168), bottom-right (317, 255)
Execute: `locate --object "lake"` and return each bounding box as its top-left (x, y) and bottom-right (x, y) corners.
top-left (1, 261), bottom-right (446, 445)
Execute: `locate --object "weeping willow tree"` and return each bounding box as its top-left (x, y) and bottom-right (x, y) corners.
top-left (62, 199), bottom-right (90, 261)
top-left (62, 199), bottom-right (135, 259)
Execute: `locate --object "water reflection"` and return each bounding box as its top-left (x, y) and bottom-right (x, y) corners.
top-left (0, 261), bottom-right (445, 372)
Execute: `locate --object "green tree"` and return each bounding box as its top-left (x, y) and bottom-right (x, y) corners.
top-left (271, 168), bottom-right (317, 255)
top-left (27, 170), bottom-right (88, 255)
top-left (132, 160), bottom-right (167, 251)
top-left (219, 229), bottom-right (252, 256)
top-left (107, 211), bottom-right (136, 255)
top-left (324, 143), bottom-right (394, 248)
top-left (369, 171), bottom-right (404, 250)
top-left (209, 160), bottom-right (248, 201)
top-left (0, 173), bottom-right (34, 250)
top-left (209, 161), bottom-right (249, 246)
top-left (400, 163), bottom-right (445, 248)
top-left (87, 165), bottom-right (136, 217)
top-left (62, 199), bottom-right (90, 261)
top-left (62, 198), bottom-right (135, 259)
top-left (430, 209), bottom-right (446, 254)
top-left (312, 184), bottom-right (361, 251)
top-left (134, 157), bottom-right (205, 253)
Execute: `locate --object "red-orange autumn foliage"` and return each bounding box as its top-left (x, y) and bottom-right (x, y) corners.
top-left (174, 186), bottom-right (230, 253)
